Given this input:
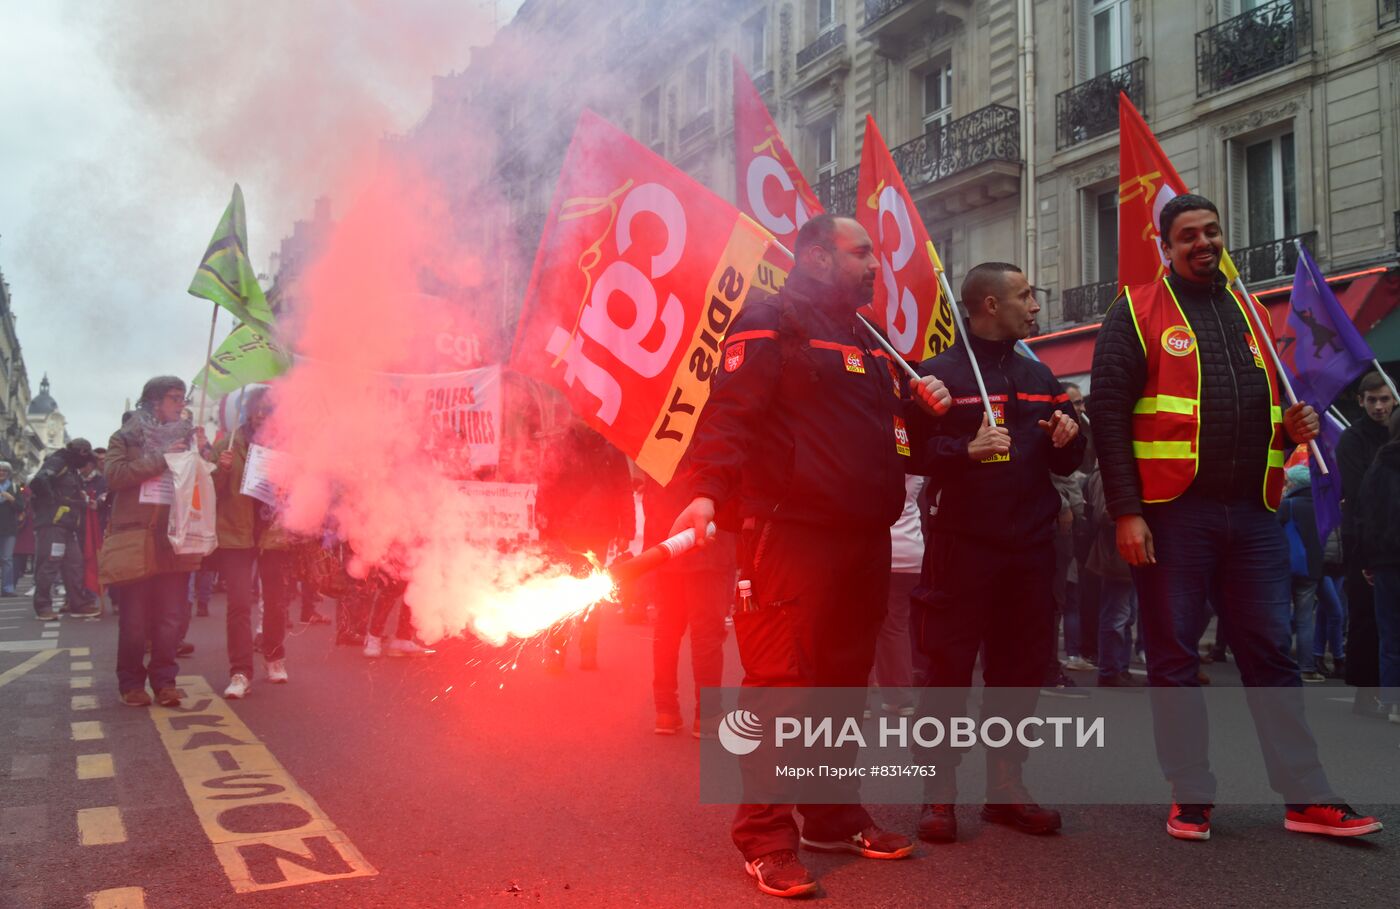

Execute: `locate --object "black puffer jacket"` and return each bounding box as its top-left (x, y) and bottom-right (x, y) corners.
top-left (1090, 271), bottom-right (1283, 518)
top-left (30, 450), bottom-right (89, 530)
top-left (1357, 441), bottom-right (1400, 570)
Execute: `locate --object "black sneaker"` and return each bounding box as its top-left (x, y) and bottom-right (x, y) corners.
top-left (34, 610), bottom-right (57, 621)
top-left (69, 605), bottom-right (101, 618)
top-left (916, 803), bottom-right (957, 843)
top-left (1041, 672), bottom-right (1090, 698)
top-left (800, 825), bottom-right (914, 859)
top-left (744, 849), bottom-right (817, 898)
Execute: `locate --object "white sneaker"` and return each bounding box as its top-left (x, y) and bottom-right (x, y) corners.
top-left (387, 638), bottom-right (435, 657)
top-left (363, 635), bottom-right (383, 658)
top-left (1064, 656), bottom-right (1096, 672)
top-left (265, 659), bottom-right (288, 684)
top-left (223, 673), bottom-right (251, 699)
top-left (1389, 705), bottom-right (1399, 725)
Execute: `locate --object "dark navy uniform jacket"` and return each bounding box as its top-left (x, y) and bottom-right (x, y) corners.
top-left (908, 332), bottom-right (1086, 545)
top-left (686, 269), bottom-right (912, 533)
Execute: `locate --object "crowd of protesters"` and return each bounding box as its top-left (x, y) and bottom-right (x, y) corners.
top-left (19, 207), bottom-right (1397, 900)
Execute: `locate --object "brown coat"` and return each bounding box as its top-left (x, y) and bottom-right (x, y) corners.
top-left (211, 430), bottom-right (293, 552)
top-left (98, 417), bottom-right (204, 586)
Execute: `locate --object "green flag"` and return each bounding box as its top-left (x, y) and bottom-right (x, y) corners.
top-left (188, 184), bottom-right (276, 332)
top-left (193, 322), bottom-right (293, 396)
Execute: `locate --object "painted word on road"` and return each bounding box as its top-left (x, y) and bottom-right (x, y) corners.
top-left (149, 675), bottom-right (376, 893)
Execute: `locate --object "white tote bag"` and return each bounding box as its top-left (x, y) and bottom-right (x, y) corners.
top-left (165, 450), bottom-right (218, 556)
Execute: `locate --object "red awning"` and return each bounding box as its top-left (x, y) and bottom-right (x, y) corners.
top-left (1026, 267), bottom-right (1396, 379)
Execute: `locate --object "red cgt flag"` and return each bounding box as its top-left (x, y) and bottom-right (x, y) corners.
top-left (1118, 91), bottom-right (1240, 289)
top-left (855, 115), bottom-right (956, 362)
top-left (1117, 92), bottom-right (1189, 289)
top-left (732, 55), bottom-right (820, 293)
top-left (511, 110), bottom-right (772, 484)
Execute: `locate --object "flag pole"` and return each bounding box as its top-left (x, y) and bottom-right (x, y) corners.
top-left (1328, 406), bottom-right (1351, 428)
top-left (196, 303), bottom-right (219, 427)
top-left (1370, 359), bottom-right (1399, 400)
top-left (931, 263), bottom-right (998, 426)
top-left (1229, 270), bottom-right (1328, 474)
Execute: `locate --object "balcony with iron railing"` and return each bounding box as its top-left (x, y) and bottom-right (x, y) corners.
top-left (797, 24), bottom-right (847, 70)
top-left (814, 165), bottom-right (860, 217)
top-left (1234, 230), bottom-right (1317, 285)
top-left (890, 104), bottom-right (1021, 215)
top-left (1196, 0), bottom-right (1311, 96)
top-left (752, 70), bottom-right (774, 95)
top-left (861, 0), bottom-right (971, 54)
top-left (1061, 280), bottom-right (1119, 324)
top-left (679, 111), bottom-right (713, 145)
top-left (1056, 58), bottom-right (1148, 150)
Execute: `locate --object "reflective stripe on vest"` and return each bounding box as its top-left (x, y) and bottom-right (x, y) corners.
top-left (1124, 277), bottom-right (1287, 510)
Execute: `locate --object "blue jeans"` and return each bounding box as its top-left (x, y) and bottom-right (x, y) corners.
top-left (1133, 494), bottom-right (1333, 804)
top-left (115, 572), bottom-right (189, 693)
top-left (1096, 575), bottom-right (1136, 680)
top-left (1369, 568), bottom-right (1400, 707)
top-left (188, 569), bottom-right (215, 609)
top-left (1290, 577), bottom-right (1318, 672)
top-left (1313, 576), bottom-right (1346, 662)
top-left (0, 534), bottom-right (14, 594)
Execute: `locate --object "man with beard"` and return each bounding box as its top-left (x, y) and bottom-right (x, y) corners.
top-left (1091, 193), bottom-right (1381, 840)
top-left (672, 214), bottom-right (950, 899)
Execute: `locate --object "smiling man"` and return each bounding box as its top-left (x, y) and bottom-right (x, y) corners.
top-left (1089, 194), bottom-right (1381, 842)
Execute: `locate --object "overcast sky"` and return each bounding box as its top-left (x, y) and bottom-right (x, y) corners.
top-left (0, 1), bottom-right (521, 450)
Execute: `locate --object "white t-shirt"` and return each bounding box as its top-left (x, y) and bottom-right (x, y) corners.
top-left (890, 475), bottom-right (927, 573)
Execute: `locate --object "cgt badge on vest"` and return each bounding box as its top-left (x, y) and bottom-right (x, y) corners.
top-left (1160, 325), bottom-right (1197, 358)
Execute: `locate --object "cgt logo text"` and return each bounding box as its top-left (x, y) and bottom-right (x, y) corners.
top-left (716, 709), bottom-right (1105, 755)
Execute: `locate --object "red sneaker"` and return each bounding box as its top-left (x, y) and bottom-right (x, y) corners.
top-left (1166, 803), bottom-right (1212, 841)
top-left (1284, 804), bottom-right (1383, 837)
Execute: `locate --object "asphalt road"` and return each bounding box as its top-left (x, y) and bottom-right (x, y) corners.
top-left (2, 582), bottom-right (1397, 909)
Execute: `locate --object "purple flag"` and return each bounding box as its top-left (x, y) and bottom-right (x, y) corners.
top-left (1276, 244), bottom-right (1374, 412)
top-left (1310, 412), bottom-right (1345, 547)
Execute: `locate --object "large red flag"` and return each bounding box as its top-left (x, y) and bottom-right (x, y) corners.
top-left (855, 115), bottom-right (956, 362)
top-left (732, 55), bottom-right (820, 295)
top-left (511, 110), bottom-right (772, 484)
top-left (1119, 92), bottom-right (1240, 289)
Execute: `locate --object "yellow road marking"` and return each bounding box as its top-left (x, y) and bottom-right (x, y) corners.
top-left (70, 647), bottom-right (90, 656)
top-left (71, 676), bottom-right (94, 689)
top-left (72, 721), bottom-right (105, 741)
top-left (77, 753), bottom-right (116, 780)
top-left (77, 806), bottom-right (127, 845)
top-left (87, 886), bottom-right (146, 908)
top-left (72, 660), bottom-right (94, 671)
top-left (148, 675), bottom-right (376, 892)
top-left (0, 648), bottom-right (62, 689)
top-left (71, 695), bottom-right (98, 710)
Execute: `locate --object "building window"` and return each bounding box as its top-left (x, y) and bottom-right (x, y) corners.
top-left (642, 89), bottom-right (661, 143)
top-left (1082, 188), bottom-right (1119, 283)
top-left (1078, 0), bottom-right (1131, 79)
top-left (817, 0), bottom-right (836, 34)
top-left (813, 119), bottom-right (838, 181)
top-left (1243, 132), bottom-right (1296, 244)
top-left (685, 55), bottom-right (710, 116)
top-left (922, 63), bottom-right (953, 133)
top-left (743, 14), bottom-right (768, 74)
